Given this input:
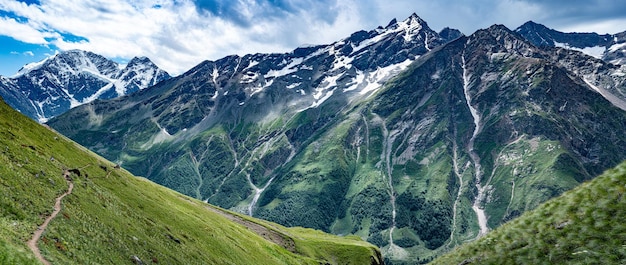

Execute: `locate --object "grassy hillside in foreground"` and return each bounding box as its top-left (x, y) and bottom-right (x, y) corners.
top-left (431, 160), bottom-right (626, 264)
top-left (0, 97), bottom-right (382, 265)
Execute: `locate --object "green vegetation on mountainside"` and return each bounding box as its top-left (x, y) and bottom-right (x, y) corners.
top-left (46, 26), bottom-right (626, 265)
top-left (0, 238), bottom-right (38, 264)
top-left (0, 97), bottom-right (382, 265)
top-left (431, 160), bottom-right (626, 264)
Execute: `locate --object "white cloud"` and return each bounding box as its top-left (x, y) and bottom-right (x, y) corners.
top-left (0, 0), bottom-right (624, 76)
top-left (24, 51), bottom-right (34, 56)
top-left (0, 16), bottom-right (57, 44)
top-left (0, 0), bottom-right (369, 75)
top-left (558, 18), bottom-right (626, 34)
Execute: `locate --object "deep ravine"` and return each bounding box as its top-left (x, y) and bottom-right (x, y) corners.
top-left (190, 135), bottom-right (214, 200)
top-left (190, 151), bottom-right (204, 200)
top-left (461, 52), bottom-right (490, 237)
top-left (246, 174), bottom-right (276, 216)
top-left (447, 126), bottom-right (468, 248)
top-left (376, 114), bottom-right (408, 259)
top-left (205, 133), bottom-right (240, 203)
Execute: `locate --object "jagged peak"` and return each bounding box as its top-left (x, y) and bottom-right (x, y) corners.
top-left (44, 50), bottom-right (120, 76)
top-left (131, 56), bottom-right (150, 61)
top-left (119, 57), bottom-right (160, 74)
top-left (470, 24), bottom-right (524, 41)
top-left (385, 13), bottom-right (429, 31)
top-left (486, 24), bottom-right (512, 33)
top-left (11, 49), bottom-right (167, 81)
top-left (516, 21), bottom-right (551, 32)
top-left (127, 56), bottom-right (154, 65)
top-left (520, 20), bottom-right (544, 27)
top-left (474, 24), bottom-right (523, 40)
top-left (376, 13), bottom-right (435, 45)
top-left (439, 27), bottom-right (464, 41)
top-left (62, 49), bottom-right (86, 55)
top-left (46, 49), bottom-right (107, 66)
top-left (404, 12), bottom-right (425, 25)
top-left (466, 24), bottom-right (541, 58)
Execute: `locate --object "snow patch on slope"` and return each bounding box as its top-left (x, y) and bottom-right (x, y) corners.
top-left (344, 58), bottom-right (414, 95)
top-left (609, 42), bottom-right (626, 53)
top-left (265, 58), bottom-right (304, 78)
top-left (554, 42), bottom-right (606, 59)
top-left (298, 58), bottom-right (414, 112)
top-left (583, 78), bottom-right (626, 111)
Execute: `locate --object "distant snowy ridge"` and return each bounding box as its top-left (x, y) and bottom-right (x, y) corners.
top-left (516, 21), bottom-right (626, 65)
top-left (0, 50), bottom-right (171, 122)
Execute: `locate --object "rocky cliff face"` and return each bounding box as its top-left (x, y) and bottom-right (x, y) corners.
top-left (47, 18), bottom-right (626, 264)
top-left (0, 50), bottom-right (170, 122)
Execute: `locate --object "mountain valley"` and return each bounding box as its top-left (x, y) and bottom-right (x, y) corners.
top-left (0, 96), bottom-right (381, 264)
top-left (43, 15), bottom-right (626, 264)
top-left (0, 12), bottom-right (624, 264)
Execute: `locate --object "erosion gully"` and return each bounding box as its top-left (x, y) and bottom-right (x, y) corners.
top-left (462, 52), bottom-right (489, 237)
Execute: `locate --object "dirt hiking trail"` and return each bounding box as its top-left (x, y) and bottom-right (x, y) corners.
top-left (27, 170), bottom-right (74, 265)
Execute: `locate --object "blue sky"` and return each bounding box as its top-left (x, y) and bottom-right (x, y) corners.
top-left (1, 0), bottom-right (625, 76)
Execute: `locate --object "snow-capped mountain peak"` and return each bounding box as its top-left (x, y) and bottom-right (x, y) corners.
top-left (377, 13), bottom-right (431, 43)
top-left (115, 56), bottom-right (170, 95)
top-left (68, 14), bottom-right (462, 137)
top-left (13, 53), bottom-right (58, 78)
top-left (398, 12), bottom-right (427, 29)
top-left (0, 50), bottom-right (171, 122)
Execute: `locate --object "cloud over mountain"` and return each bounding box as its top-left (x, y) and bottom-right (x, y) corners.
top-left (0, 0), bottom-right (624, 76)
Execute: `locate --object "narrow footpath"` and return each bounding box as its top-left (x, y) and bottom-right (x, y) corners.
top-left (27, 170), bottom-right (74, 265)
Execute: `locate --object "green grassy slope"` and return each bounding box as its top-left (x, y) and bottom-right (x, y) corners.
top-left (0, 97), bottom-right (382, 265)
top-left (431, 160), bottom-right (626, 264)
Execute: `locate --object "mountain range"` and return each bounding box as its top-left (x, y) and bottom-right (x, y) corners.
top-left (0, 50), bottom-right (171, 123)
top-left (4, 14), bottom-right (626, 264)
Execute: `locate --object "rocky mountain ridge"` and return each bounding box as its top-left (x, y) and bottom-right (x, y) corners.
top-left (516, 21), bottom-right (626, 65)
